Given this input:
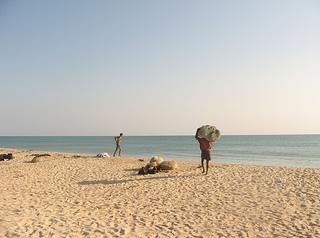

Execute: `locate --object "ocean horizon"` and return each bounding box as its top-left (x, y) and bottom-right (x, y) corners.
top-left (1, 135), bottom-right (319, 168)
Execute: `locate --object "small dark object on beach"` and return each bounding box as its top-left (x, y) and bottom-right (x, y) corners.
top-left (148, 167), bottom-right (158, 174)
top-left (138, 167), bottom-right (148, 175)
top-left (0, 153), bottom-right (14, 161)
top-left (138, 164), bottom-right (161, 175)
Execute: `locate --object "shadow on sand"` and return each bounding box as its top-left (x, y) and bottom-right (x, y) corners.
top-left (79, 174), bottom-right (199, 185)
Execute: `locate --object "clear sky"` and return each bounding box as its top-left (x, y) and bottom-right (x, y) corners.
top-left (1, 0), bottom-right (319, 135)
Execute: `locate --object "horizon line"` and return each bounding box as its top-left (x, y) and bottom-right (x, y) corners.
top-left (0, 133), bottom-right (319, 137)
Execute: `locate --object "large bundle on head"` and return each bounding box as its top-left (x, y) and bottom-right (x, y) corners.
top-left (197, 125), bottom-right (221, 142)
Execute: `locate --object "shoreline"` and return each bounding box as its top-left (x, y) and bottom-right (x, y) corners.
top-left (1, 134), bottom-right (319, 169)
top-left (0, 146), bottom-right (319, 170)
top-left (1, 147), bottom-right (319, 237)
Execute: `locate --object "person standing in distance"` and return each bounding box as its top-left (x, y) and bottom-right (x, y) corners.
top-left (113, 133), bottom-right (123, 157)
top-left (195, 128), bottom-right (213, 175)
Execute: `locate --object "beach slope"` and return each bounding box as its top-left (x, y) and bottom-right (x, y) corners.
top-left (0, 148), bottom-right (319, 237)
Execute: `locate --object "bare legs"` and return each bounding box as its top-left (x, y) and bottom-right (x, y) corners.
top-left (113, 145), bottom-right (121, 157)
top-left (201, 158), bottom-right (210, 174)
top-left (200, 150), bottom-right (211, 175)
top-left (201, 157), bottom-right (205, 173)
top-left (205, 159), bottom-right (209, 175)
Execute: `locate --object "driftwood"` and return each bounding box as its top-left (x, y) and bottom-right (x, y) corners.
top-left (29, 153), bottom-right (51, 163)
top-left (30, 157), bottom-right (39, 163)
top-left (31, 153), bottom-right (51, 158)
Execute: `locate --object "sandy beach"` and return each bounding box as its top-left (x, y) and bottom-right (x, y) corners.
top-left (0, 148), bottom-right (319, 237)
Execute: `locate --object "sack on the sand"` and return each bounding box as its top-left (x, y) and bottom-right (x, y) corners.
top-left (150, 156), bottom-right (164, 165)
top-left (159, 160), bottom-right (178, 170)
top-left (138, 158), bottom-right (177, 175)
top-left (96, 152), bottom-right (110, 158)
top-left (197, 125), bottom-right (221, 142)
top-left (148, 161), bottom-right (159, 168)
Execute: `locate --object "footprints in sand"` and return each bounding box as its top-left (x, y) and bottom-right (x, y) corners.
top-left (1, 150), bottom-right (319, 237)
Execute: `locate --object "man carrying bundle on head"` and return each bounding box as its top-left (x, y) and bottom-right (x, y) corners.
top-left (195, 125), bottom-right (220, 175)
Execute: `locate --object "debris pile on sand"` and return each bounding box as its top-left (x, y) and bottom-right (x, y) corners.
top-left (138, 156), bottom-right (177, 175)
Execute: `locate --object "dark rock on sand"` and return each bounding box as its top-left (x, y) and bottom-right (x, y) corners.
top-left (0, 153), bottom-right (14, 161)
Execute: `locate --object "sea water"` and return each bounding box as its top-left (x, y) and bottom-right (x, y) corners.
top-left (0, 135), bottom-right (319, 168)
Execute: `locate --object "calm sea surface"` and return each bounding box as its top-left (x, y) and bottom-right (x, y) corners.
top-left (0, 135), bottom-right (319, 168)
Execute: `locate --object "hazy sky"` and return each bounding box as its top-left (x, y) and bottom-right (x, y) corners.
top-left (1, 0), bottom-right (319, 135)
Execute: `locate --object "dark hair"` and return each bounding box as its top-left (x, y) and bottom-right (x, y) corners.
top-left (120, 133), bottom-right (123, 136)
